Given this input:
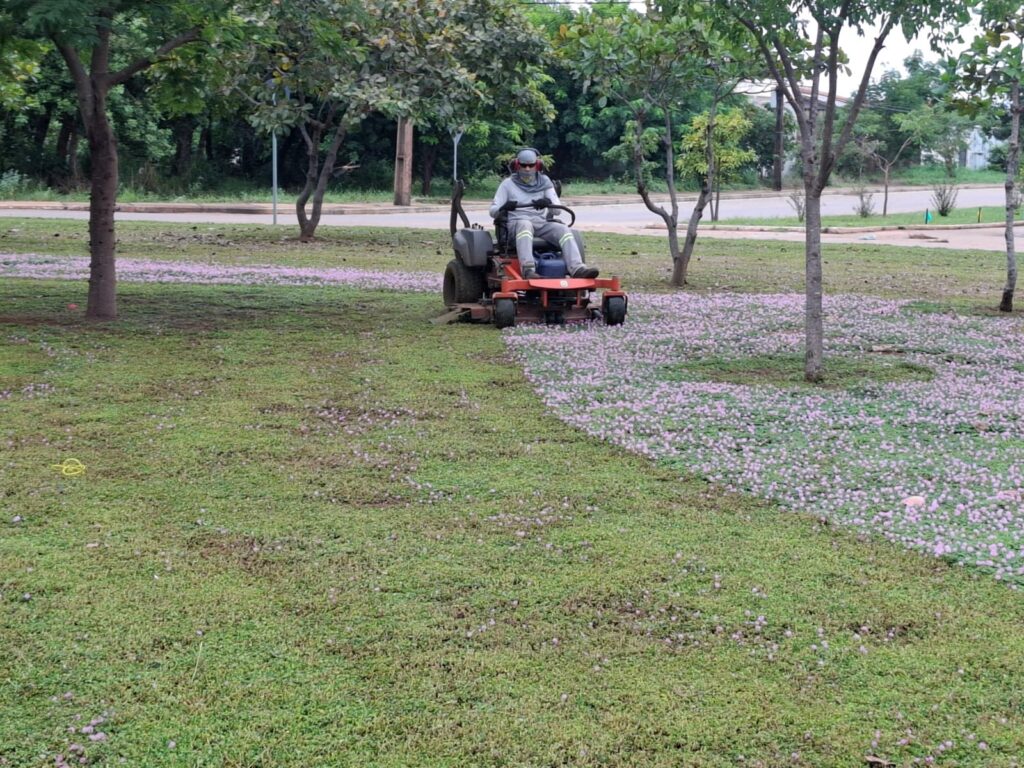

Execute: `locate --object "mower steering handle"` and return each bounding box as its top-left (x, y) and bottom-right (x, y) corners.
top-left (546, 204), bottom-right (575, 228)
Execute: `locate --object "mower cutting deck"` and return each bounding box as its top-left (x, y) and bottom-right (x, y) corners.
top-left (442, 180), bottom-right (627, 328)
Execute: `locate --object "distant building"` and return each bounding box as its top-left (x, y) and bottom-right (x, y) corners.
top-left (964, 128), bottom-right (1001, 171)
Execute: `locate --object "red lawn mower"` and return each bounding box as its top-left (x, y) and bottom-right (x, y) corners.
top-left (442, 180), bottom-right (627, 328)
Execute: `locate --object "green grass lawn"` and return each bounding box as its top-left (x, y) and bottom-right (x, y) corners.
top-left (3, 222), bottom-right (1024, 766)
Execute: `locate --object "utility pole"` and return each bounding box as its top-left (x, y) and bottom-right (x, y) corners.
top-left (393, 117), bottom-right (413, 206)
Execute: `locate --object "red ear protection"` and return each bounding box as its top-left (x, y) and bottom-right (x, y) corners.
top-left (513, 148), bottom-right (544, 172)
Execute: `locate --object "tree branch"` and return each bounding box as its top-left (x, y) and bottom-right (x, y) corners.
top-left (109, 27), bottom-right (203, 86)
top-left (53, 38), bottom-right (93, 124)
top-left (830, 14), bottom-right (897, 172)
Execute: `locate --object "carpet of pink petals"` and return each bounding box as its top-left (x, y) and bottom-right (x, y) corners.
top-left (506, 293), bottom-right (1024, 584)
top-left (0, 253), bottom-right (442, 293)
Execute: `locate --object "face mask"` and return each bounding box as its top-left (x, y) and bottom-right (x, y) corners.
top-left (516, 165), bottom-right (538, 185)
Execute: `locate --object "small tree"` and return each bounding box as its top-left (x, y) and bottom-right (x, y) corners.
top-left (911, 101), bottom-right (972, 177)
top-left (853, 107), bottom-right (934, 215)
top-left (680, 108), bottom-right (757, 222)
top-left (726, 0), bottom-right (970, 381)
top-left (562, 3), bottom-right (743, 287)
top-left (675, 107), bottom-right (755, 269)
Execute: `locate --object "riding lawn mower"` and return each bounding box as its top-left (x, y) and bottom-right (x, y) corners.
top-left (442, 180), bottom-right (627, 328)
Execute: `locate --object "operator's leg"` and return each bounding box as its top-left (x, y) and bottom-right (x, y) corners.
top-left (512, 220), bottom-right (537, 276)
top-left (535, 221), bottom-right (598, 278)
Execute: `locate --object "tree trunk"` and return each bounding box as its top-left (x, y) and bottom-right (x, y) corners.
top-left (420, 142), bottom-right (438, 196)
top-left (1000, 80), bottom-right (1021, 313)
top-left (84, 100), bottom-right (119, 319)
top-left (393, 117), bottom-right (413, 206)
top-left (68, 128), bottom-right (81, 186)
top-left (804, 186), bottom-right (824, 381)
top-left (201, 117), bottom-right (213, 162)
top-left (773, 86), bottom-right (784, 191)
top-left (677, 182), bottom-right (712, 287)
top-left (33, 105), bottom-right (53, 151)
top-left (296, 122), bottom-right (324, 240)
top-left (882, 167), bottom-right (890, 217)
top-left (171, 116), bottom-right (197, 178)
top-left (297, 112), bottom-right (349, 242)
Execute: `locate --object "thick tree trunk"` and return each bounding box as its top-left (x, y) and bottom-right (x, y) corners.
top-left (804, 186), bottom-right (824, 381)
top-left (85, 102), bottom-right (119, 319)
top-left (1000, 80), bottom-right (1021, 313)
top-left (393, 117), bottom-right (413, 206)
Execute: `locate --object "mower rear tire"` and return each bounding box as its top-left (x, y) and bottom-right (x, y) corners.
top-left (603, 296), bottom-right (626, 326)
top-left (494, 298), bottom-right (516, 329)
top-left (443, 258), bottom-right (486, 306)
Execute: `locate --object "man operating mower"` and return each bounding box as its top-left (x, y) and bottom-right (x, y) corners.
top-left (488, 147), bottom-right (599, 280)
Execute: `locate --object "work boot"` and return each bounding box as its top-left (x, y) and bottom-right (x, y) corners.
top-left (522, 266), bottom-right (538, 279)
top-left (572, 265), bottom-right (599, 279)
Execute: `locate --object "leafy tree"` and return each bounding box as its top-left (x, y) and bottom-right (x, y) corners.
top-left (912, 101), bottom-right (972, 176)
top-left (562, 2), bottom-right (742, 287)
top-left (527, 3), bottom-right (630, 181)
top-left (725, 0), bottom-right (970, 381)
top-left (383, 0), bottom-right (553, 206)
top-left (6, 0), bottom-right (235, 319)
top-left (242, 0), bottom-right (551, 237)
top-left (240, 0), bottom-right (376, 240)
top-left (404, 0), bottom-right (554, 199)
top-left (678, 107), bottom-right (757, 221)
top-left (954, 0), bottom-right (1023, 311)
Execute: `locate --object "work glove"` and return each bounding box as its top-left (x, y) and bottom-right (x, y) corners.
top-left (501, 200), bottom-right (518, 212)
top-left (531, 198), bottom-right (550, 209)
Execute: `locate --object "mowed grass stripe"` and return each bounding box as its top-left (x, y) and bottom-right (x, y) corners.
top-left (2, 278), bottom-right (1023, 766)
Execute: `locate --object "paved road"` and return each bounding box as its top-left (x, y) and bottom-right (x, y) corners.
top-left (1, 185), bottom-right (1016, 251)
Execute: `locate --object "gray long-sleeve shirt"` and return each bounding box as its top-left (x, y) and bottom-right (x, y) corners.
top-left (488, 175), bottom-right (561, 222)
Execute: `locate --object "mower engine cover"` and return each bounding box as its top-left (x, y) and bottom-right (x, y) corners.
top-left (453, 229), bottom-right (493, 268)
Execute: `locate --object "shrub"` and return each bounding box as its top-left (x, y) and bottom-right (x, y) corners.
top-left (788, 188), bottom-right (806, 222)
top-left (852, 186), bottom-right (875, 218)
top-left (931, 183), bottom-right (959, 217)
top-left (0, 169), bottom-right (24, 198)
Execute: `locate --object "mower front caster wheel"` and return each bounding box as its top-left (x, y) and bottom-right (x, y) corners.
top-left (603, 296), bottom-right (626, 326)
top-left (494, 298), bottom-right (516, 329)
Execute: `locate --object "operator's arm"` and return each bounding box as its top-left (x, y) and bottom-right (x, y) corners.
top-left (543, 183), bottom-right (561, 220)
top-left (489, 181), bottom-right (511, 219)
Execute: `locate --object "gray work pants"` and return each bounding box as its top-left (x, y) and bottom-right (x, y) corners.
top-left (511, 219), bottom-right (584, 272)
